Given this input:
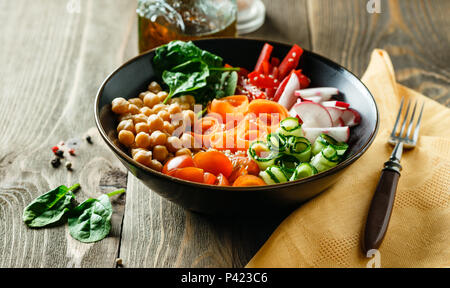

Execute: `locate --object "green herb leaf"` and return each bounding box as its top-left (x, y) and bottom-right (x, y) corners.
top-left (23, 184), bottom-right (80, 228)
top-left (162, 60), bottom-right (209, 103)
top-left (68, 189), bottom-right (125, 243)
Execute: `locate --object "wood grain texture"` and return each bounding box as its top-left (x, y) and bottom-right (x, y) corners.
top-left (1, 0), bottom-right (448, 268)
top-left (0, 0), bottom-right (136, 267)
top-left (307, 0), bottom-right (450, 105)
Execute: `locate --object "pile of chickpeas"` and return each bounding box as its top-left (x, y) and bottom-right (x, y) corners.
top-left (111, 81), bottom-right (199, 172)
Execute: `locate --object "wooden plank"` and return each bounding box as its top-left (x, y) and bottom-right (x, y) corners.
top-left (0, 0), bottom-right (137, 268)
top-left (117, 0), bottom-right (311, 268)
top-left (306, 0), bottom-right (450, 105)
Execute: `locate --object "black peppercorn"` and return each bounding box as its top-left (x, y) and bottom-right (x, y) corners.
top-left (51, 158), bottom-right (61, 168)
top-left (86, 135), bottom-right (93, 144)
top-left (55, 150), bottom-right (64, 158)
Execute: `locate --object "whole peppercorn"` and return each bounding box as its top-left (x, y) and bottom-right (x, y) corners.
top-left (65, 161), bottom-right (73, 171)
top-left (51, 158), bottom-right (61, 168)
top-left (68, 149), bottom-right (76, 156)
top-left (86, 135), bottom-right (93, 144)
top-left (55, 150), bottom-right (64, 158)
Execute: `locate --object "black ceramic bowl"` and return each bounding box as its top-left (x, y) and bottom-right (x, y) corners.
top-left (95, 38), bottom-right (378, 215)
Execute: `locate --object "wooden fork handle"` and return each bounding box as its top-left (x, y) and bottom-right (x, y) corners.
top-left (362, 168), bottom-right (400, 255)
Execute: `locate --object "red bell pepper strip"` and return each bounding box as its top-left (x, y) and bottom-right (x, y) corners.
top-left (265, 67), bottom-right (279, 99)
top-left (262, 60), bottom-right (271, 75)
top-left (271, 57), bottom-right (280, 68)
top-left (254, 43), bottom-right (274, 73)
top-left (248, 71), bottom-right (279, 89)
top-left (278, 44), bottom-right (303, 81)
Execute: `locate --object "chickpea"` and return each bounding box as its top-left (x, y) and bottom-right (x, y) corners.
top-left (152, 103), bottom-right (167, 114)
top-left (156, 91), bottom-right (169, 103)
top-left (135, 132), bottom-right (152, 149)
top-left (153, 145), bottom-right (169, 162)
top-left (148, 81), bottom-right (162, 94)
top-left (166, 136), bottom-right (182, 153)
top-left (180, 133), bottom-right (195, 149)
top-left (148, 159), bottom-right (163, 172)
top-left (180, 103), bottom-right (191, 111)
top-left (133, 113), bottom-right (148, 124)
top-left (140, 106), bottom-right (153, 117)
top-left (150, 130), bottom-right (167, 147)
top-left (131, 148), bottom-right (147, 158)
top-left (135, 122), bottom-right (150, 134)
top-left (128, 98), bottom-right (143, 108)
top-left (143, 92), bottom-right (159, 108)
top-left (118, 130), bottom-right (135, 147)
top-left (175, 148), bottom-right (192, 157)
top-left (168, 103), bottom-right (182, 115)
top-left (118, 113), bottom-right (133, 122)
top-left (133, 150), bottom-right (153, 167)
top-left (182, 110), bottom-right (196, 127)
top-left (112, 97), bottom-right (129, 114)
top-left (117, 119), bottom-right (135, 133)
top-left (179, 95), bottom-right (195, 106)
top-left (139, 91), bottom-right (149, 100)
top-left (148, 114), bottom-right (164, 132)
top-left (163, 121), bottom-right (174, 135)
top-left (157, 110), bottom-right (171, 122)
top-left (128, 104), bottom-right (140, 115)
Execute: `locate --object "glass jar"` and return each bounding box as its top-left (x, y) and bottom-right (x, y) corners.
top-left (137, 0), bottom-right (238, 53)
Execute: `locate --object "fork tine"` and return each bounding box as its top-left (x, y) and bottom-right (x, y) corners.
top-left (405, 101), bottom-right (418, 138)
top-left (412, 103), bottom-right (425, 143)
top-left (390, 98), bottom-right (404, 138)
top-left (398, 100), bottom-right (411, 137)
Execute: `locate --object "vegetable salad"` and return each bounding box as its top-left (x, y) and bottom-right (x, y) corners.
top-left (111, 41), bottom-right (361, 186)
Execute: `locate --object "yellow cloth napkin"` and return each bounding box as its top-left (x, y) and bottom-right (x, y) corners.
top-left (246, 50), bottom-right (450, 268)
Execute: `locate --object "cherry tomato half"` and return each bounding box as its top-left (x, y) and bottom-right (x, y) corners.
top-left (162, 155), bottom-right (195, 175)
top-left (171, 167), bottom-right (204, 183)
top-left (193, 151), bottom-right (233, 178)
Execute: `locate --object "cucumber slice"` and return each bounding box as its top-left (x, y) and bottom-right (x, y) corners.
top-left (277, 117), bottom-right (303, 137)
top-left (310, 147), bottom-right (339, 172)
top-left (265, 165), bottom-right (289, 183)
top-left (259, 171), bottom-right (277, 185)
top-left (248, 141), bottom-right (277, 170)
top-left (267, 133), bottom-right (287, 153)
top-left (275, 154), bottom-right (300, 178)
top-left (290, 163), bottom-right (318, 181)
top-left (287, 136), bottom-right (312, 162)
top-left (312, 134), bottom-right (348, 156)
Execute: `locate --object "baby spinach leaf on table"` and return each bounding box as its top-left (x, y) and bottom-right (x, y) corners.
top-left (23, 184), bottom-right (80, 228)
top-left (68, 189), bottom-right (125, 243)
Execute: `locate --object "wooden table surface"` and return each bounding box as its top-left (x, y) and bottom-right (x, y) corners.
top-left (0, 0), bottom-right (448, 268)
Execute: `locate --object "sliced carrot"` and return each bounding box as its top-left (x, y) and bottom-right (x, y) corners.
top-left (209, 95), bottom-right (249, 121)
top-left (247, 99), bottom-right (289, 120)
top-left (232, 175), bottom-right (266, 187)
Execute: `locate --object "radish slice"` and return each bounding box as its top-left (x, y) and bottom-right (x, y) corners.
top-left (299, 96), bottom-right (322, 103)
top-left (326, 107), bottom-right (344, 127)
top-left (295, 87), bottom-right (339, 101)
top-left (321, 101), bottom-right (350, 110)
top-left (335, 118), bottom-right (345, 127)
top-left (292, 102), bottom-right (332, 128)
top-left (277, 73), bottom-right (300, 110)
top-left (341, 108), bottom-right (361, 127)
top-left (303, 126), bottom-right (350, 143)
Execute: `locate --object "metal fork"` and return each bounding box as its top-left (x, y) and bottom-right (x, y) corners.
top-left (362, 98), bottom-right (425, 255)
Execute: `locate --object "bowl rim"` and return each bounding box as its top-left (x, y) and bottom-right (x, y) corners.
top-left (94, 37), bottom-right (379, 191)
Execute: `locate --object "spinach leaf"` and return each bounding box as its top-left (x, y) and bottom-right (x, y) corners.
top-left (162, 60), bottom-right (209, 101)
top-left (153, 40), bottom-right (239, 105)
top-left (23, 184), bottom-right (80, 228)
top-left (68, 189), bottom-right (125, 243)
top-left (153, 40), bottom-right (223, 73)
